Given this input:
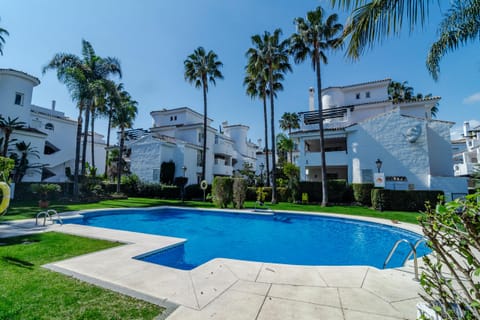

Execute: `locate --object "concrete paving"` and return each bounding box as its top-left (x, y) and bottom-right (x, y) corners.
top-left (0, 211), bottom-right (426, 319)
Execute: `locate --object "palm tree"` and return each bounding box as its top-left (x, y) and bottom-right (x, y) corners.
top-left (276, 133), bottom-right (294, 166)
top-left (0, 116), bottom-right (26, 157)
top-left (330, 0), bottom-right (480, 80)
top-left (246, 29), bottom-right (291, 203)
top-left (184, 47), bottom-right (224, 181)
top-left (101, 81), bottom-right (123, 176)
top-left (10, 141), bottom-right (40, 183)
top-left (0, 18), bottom-right (9, 56)
top-left (244, 72), bottom-right (270, 186)
top-left (279, 112), bottom-right (300, 162)
top-left (112, 92), bottom-right (138, 193)
top-left (290, 6), bottom-right (343, 206)
top-left (43, 39), bottom-right (121, 197)
top-left (388, 80), bottom-right (414, 103)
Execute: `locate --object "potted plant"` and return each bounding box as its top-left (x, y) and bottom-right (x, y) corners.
top-left (31, 183), bottom-right (61, 208)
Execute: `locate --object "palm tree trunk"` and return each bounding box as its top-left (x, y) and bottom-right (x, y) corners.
top-left (116, 128), bottom-right (124, 193)
top-left (262, 93), bottom-right (270, 187)
top-left (90, 109), bottom-right (95, 171)
top-left (73, 110), bottom-right (83, 199)
top-left (315, 54), bottom-right (328, 207)
top-left (2, 131), bottom-right (10, 157)
top-left (289, 128), bottom-right (293, 163)
top-left (201, 80), bottom-right (208, 181)
top-left (81, 103), bottom-right (91, 176)
top-left (269, 67), bottom-right (277, 204)
top-left (104, 109), bottom-right (112, 177)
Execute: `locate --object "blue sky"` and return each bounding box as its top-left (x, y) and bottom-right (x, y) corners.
top-left (1, 0), bottom-right (479, 142)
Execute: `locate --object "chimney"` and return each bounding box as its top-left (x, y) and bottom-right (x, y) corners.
top-left (51, 100), bottom-right (56, 111)
top-left (308, 87), bottom-right (315, 111)
top-left (464, 121), bottom-right (470, 137)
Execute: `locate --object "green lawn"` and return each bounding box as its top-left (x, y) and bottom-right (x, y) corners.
top-left (3, 197), bottom-right (421, 224)
top-left (0, 232), bottom-right (164, 320)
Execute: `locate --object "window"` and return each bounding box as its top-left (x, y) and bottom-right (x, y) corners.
top-left (214, 135), bottom-right (219, 144)
top-left (45, 123), bottom-right (54, 130)
top-left (198, 132), bottom-right (204, 143)
top-left (365, 91), bottom-right (371, 98)
top-left (153, 168), bottom-right (160, 182)
top-left (355, 93), bottom-right (360, 99)
top-left (197, 151), bottom-right (203, 166)
top-left (14, 92), bottom-right (24, 106)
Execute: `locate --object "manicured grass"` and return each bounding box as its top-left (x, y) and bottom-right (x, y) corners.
top-left (0, 232), bottom-right (164, 319)
top-left (3, 197), bottom-right (421, 224)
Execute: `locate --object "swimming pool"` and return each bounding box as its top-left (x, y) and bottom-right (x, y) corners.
top-left (66, 207), bottom-right (429, 270)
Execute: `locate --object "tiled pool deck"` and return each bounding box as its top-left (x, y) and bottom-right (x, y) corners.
top-left (1, 210), bottom-right (426, 319)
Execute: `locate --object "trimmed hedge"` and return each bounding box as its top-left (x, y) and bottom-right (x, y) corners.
top-left (352, 183), bottom-right (374, 206)
top-left (136, 183), bottom-right (180, 199)
top-left (185, 184), bottom-right (212, 200)
top-left (371, 189), bottom-right (444, 212)
top-left (212, 177), bottom-right (233, 208)
top-left (254, 187), bottom-right (289, 202)
top-left (233, 178), bottom-right (247, 209)
top-left (298, 180), bottom-right (351, 203)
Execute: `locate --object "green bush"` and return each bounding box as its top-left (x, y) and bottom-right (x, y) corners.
top-left (233, 178), bottom-right (247, 209)
top-left (212, 177), bottom-right (233, 208)
top-left (30, 183), bottom-right (62, 200)
top-left (185, 184), bottom-right (211, 200)
top-left (246, 187), bottom-right (257, 201)
top-left (371, 189), bottom-right (443, 211)
top-left (298, 180), bottom-right (351, 204)
top-left (352, 183), bottom-right (374, 206)
top-left (121, 174), bottom-right (140, 195)
top-left (136, 183), bottom-right (180, 199)
top-left (160, 161), bottom-right (175, 185)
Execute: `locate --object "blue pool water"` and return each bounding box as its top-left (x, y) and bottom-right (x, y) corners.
top-left (67, 208), bottom-right (429, 270)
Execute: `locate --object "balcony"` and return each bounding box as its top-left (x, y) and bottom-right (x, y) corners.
top-left (304, 151), bottom-right (348, 166)
top-left (454, 162), bottom-right (476, 176)
top-left (213, 163), bottom-right (233, 176)
top-left (213, 141), bottom-right (233, 156)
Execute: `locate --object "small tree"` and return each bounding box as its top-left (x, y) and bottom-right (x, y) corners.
top-left (233, 178), bottom-right (247, 209)
top-left (0, 156), bottom-right (14, 183)
top-left (283, 163), bottom-right (300, 202)
top-left (419, 194), bottom-right (480, 319)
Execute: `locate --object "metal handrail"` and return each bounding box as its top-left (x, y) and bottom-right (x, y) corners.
top-left (35, 209), bottom-right (62, 226)
top-left (403, 238), bottom-right (427, 264)
top-left (35, 211), bottom-right (50, 226)
top-left (383, 239), bottom-right (419, 281)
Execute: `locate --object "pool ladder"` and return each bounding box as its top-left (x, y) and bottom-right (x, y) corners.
top-left (383, 238), bottom-right (427, 281)
top-left (36, 209), bottom-right (63, 226)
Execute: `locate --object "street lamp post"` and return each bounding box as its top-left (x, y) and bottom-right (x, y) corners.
top-left (259, 163), bottom-right (265, 186)
top-left (181, 165), bottom-right (187, 202)
top-left (375, 158), bottom-right (383, 173)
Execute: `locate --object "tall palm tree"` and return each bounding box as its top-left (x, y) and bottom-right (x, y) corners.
top-left (0, 18), bottom-right (9, 56)
top-left (244, 72), bottom-right (271, 186)
top-left (0, 116), bottom-right (26, 157)
top-left (184, 47), bottom-right (224, 181)
top-left (244, 70), bottom-right (285, 187)
top-left (112, 93), bottom-right (138, 193)
top-left (246, 29), bottom-right (291, 203)
top-left (101, 81), bottom-right (123, 176)
top-left (290, 6), bottom-right (343, 207)
top-left (43, 39), bottom-right (121, 196)
top-left (331, 0), bottom-right (480, 80)
top-left (279, 112), bottom-right (300, 163)
top-left (276, 133), bottom-right (294, 166)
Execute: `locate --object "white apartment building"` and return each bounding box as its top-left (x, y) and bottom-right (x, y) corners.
top-left (453, 122), bottom-right (480, 182)
top-left (129, 107), bottom-right (258, 185)
top-left (291, 79), bottom-right (467, 200)
top-left (0, 68), bottom-right (106, 183)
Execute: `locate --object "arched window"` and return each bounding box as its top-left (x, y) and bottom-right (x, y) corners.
top-left (45, 123), bottom-right (54, 131)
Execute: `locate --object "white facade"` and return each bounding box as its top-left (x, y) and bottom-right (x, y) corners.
top-left (292, 79), bottom-right (467, 200)
top-left (0, 68), bottom-right (106, 183)
top-left (452, 121), bottom-right (480, 180)
top-left (129, 107), bottom-right (258, 185)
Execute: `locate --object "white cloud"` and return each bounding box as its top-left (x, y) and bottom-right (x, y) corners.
top-left (450, 119), bottom-right (480, 140)
top-left (463, 92), bottom-right (480, 104)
